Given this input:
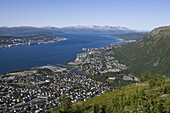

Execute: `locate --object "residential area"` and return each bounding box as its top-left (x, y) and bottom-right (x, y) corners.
top-left (0, 65), bottom-right (111, 112)
top-left (76, 44), bottom-right (128, 75)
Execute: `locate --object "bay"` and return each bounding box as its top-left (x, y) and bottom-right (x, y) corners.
top-left (0, 34), bottom-right (122, 74)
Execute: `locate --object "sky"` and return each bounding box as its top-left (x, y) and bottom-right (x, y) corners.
top-left (0, 0), bottom-right (170, 31)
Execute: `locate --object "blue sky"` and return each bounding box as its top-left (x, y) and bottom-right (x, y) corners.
top-left (0, 0), bottom-right (170, 30)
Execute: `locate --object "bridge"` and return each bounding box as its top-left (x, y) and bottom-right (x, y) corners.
top-left (67, 66), bottom-right (79, 71)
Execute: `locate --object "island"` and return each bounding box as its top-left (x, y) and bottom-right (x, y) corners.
top-left (0, 34), bottom-right (67, 49)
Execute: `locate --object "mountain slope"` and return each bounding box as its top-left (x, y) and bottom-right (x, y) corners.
top-left (113, 26), bottom-right (170, 75)
top-left (0, 27), bottom-right (63, 36)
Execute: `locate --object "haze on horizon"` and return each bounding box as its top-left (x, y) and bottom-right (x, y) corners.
top-left (0, 0), bottom-right (170, 31)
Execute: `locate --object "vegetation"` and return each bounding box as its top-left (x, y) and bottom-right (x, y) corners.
top-left (37, 68), bottom-right (53, 75)
top-left (58, 93), bottom-right (72, 113)
top-left (53, 73), bottom-right (170, 113)
top-left (59, 63), bottom-right (79, 67)
top-left (86, 73), bottom-right (136, 88)
top-left (113, 26), bottom-right (170, 76)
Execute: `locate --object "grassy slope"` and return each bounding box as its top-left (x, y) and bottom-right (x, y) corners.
top-left (113, 26), bottom-right (170, 76)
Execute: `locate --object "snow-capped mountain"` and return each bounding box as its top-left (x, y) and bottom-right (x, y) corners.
top-left (42, 25), bottom-right (136, 34)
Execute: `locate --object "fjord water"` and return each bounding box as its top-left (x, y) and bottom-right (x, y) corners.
top-left (0, 34), bottom-right (122, 74)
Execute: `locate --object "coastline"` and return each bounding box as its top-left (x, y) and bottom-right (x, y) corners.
top-left (0, 43), bottom-right (106, 75)
top-left (106, 35), bottom-right (137, 43)
top-left (105, 35), bottom-right (124, 42)
top-left (0, 38), bottom-right (67, 49)
top-left (0, 34), bottom-right (122, 74)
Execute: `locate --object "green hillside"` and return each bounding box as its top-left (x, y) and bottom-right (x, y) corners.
top-left (53, 73), bottom-right (170, 113)
top-left (113, 26), bottom-right (170, 75)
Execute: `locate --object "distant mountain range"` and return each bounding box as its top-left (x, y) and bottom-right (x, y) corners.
top-left (113, 25), bottom-right (170, 75)
top-left (0, 25), bottom-right (136, 35)
top-left (43, 25), bottom-right (136, 34)
top-left (0, 26), bottom-right (63, 36)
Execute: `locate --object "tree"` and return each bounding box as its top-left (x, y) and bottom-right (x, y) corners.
top-left (60, 93), bottom-right (72, 113)
top-left (118, 80), bottom-right (121, 89)
top-left (93, 103), bottom-right (99, 113)
top-left (98, 104), bottom-right (106, 113)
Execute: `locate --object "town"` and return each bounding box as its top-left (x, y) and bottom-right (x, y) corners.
top-left (79, 46), bottom-right (128, 75)
top-left (0, 65), bottom-right (111, 112)
top-left (68, 43), bottom-right (138, 82)
top-left (0, 34), bottom-right (67, 49)
top-left (69, 43), bottom-right (128, 75)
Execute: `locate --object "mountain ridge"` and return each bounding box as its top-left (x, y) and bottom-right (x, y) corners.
top-left (42, 25), bottom-right (136, 34)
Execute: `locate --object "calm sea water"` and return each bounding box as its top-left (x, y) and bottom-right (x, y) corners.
top-left (0, 34), bottom-right (122, 74)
